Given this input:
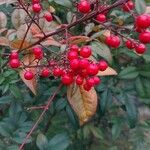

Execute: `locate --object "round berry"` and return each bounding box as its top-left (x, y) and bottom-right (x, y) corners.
top-left (24, 71), bottom-right (34, 80)
top-left (136, 14), bottom-right (150, 29)
top-left (96, 14), bottom-right (106, 22)
top-left (61, 74), bottom-right (74, 85)
top-left (87, 64), bottom-right (99, 76)
top-left (93, 76), bottom-right (100, 85)
top-left (80, 46), bottom-right (92, 58)
top-left (9, 59), bottom-right (20, 68)
top-left (139, 31), bottom-right (150, 44)
top-left (70, 59), bottom-right (79, 70)
top-left (78, 0), bottom-right (91, 14)
top-left (122, 0), bottom-right (135, 12)
top-left (69, 45), bottom-right (79, 52)
top-left (125, 40), bottom-right (135, 49)
top-left (76, 75), bottom-right (84, 85)
top-left (44, 12), bottom-right (53, 22)
top-left (67, 51), bottom-right (78, 60)
top-left (83, 83), bottom-right (92, 91)
top-left (32, 0), bottom-right (40, 4)
top-left (33, 47), bottom-right (43, 60)
top-left (135, 43), bottom-right (146, 54)
top-left (9, 51), bottom-right (19, 60)
top-left (105, 35), bottom-right (120, 48)
top-left (53, 68), bottom-right (63, 77)
top-left (41, 68), bottom-right (50, 77)
top-left (32, 3), bottom-right (41, 13)
top-left (79, 69), bottom-right (88, 77)
top-left (86, 78), bottom-right (95, 87)
top-left (98, 60), bottom-right (108, 71)
top-left (79, 58), bottom-right (89, 69)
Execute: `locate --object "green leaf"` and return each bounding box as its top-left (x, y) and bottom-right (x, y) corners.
top-left (48, 133), bottom-right (70, 150)
top-left (112, 124), bottom-right (122, 140)
top-left (119, 66), bottom-right (139, 79)
top-left (54, 0), bottom-right (72, 8)
top-left (91, 41), bottom-right (112, 63)
top-left (0, 96), bottom-right (11, 104)
top-left (139, 64), bottom-right (150, 78)
top-left (36, 133), bottom-right (48, 150)
top-left (135, 0), bottom-right (146, 14)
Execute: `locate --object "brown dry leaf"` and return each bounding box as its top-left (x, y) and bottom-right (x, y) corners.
top-left (42, 37), bottom-right (61, 47)
top-left (97, 67), bottom-right (117, 76)
top-left (68, 36), bottom-right (90, 44)
top-left (30, 24), bottom-right (41, 35)
top-left (0, 12), bottom-right (7, 28)
top-left (10, 39), bottom-right (31, 49)
top-left (67, 84), bottom-right (97, 125)
top-left (0, 37), bottom-right (9, 46)
top-left (20, 54), bottom-right (37, 95)
top-left (0, 28), bottom-right (7, 34)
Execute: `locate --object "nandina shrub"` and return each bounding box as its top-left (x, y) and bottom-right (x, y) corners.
top-left (0, 0), bottom-right (150, 150)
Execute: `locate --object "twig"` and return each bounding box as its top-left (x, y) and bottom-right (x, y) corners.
top-left (19, 83), bottom-right (63, 150)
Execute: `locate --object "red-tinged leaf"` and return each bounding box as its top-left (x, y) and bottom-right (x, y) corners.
top-left (30, 24), bottom-right (41, 35)
top-left (20, 54), bottom-right (38, 95)
top-left (0, 37), bottom-right (9, 46)
top-left (42, 37), bottom-right (61, 47)
top-left (0, 28), bottom-right (7, 34)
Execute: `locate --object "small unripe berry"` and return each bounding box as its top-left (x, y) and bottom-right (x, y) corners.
top-left (80, 46), bottom-right (92, 58)
top-left (9, 59), bottom-right (20, 68)
top-left (78, 0), bottom-right (91, 14)
top-left (24, 71), bottom-right (34, 80)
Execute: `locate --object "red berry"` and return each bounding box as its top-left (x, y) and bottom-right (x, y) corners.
top-left (32, 0), bottom-right (40, 4)
top-left (136, 14), bottom-right (150, 29)
top-left (67, 51), bottom-right (78, 60)
top-left (125, 40), bottom-right (135, 49)
top-left (79, 58), bottom-right (89, 69)
top-left (80, 46), bottom-right (92, 58)
top-left (44, 12), bottom-right (53, 22)
top-left (70, 59), bottom-right (79, 70)
top-left (86, 78), bottom-right (95, 87)
top-left (79, 69), bottom-right (88, 77)
top-left (96, 14), bottom-right (106, 22)
top-left (41, 68), bottom-right (50, 77)
top-left (78, 0), bottom-right (91, 14)
top-left (139, 31), bottom-right (150, 44)
top-left (98, 60), bottom-right (108, 71)
top-left (53, 68), bottom-right (63, 77)
top-left (69, 45), bottom-right (79, 52)
top-left (76, 75), bottom-right (84, 85)
top-left (93, 76), bottom-right (100, 85)
top-left (9, 51), bottom-right (19, 60)
top-left (61, 74), bottom-right (74, 85)
top-left (87, 64), bottom-right (99, 75)
top-left (83, 83), bottom-right (92, 91)
top-left (135, 43), bottom-right (146, 54)
top-left (9, 59), bottom-right (20, 68)
top-left (32, 3), bottom-right (41, 13)
top-left (33, 47), bottom-right (43, 60)
top-left (105, 35), bottom-right (120, 48)
top-left (24, 71), bottom-right (34, 80)
top-left (122, 0), bottom-right (135, 12)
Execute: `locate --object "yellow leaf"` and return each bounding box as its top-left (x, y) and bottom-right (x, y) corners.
top-left (20, 54), bottom-right (37, 95)
top-left (67, 84), bottom-right (97, 125)
top-left (97, 67), bottom-right (117, 76)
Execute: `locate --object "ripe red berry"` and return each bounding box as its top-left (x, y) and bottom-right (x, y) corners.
top-left (139, 31), bottom-right (150, 44)
top-left (83, 83), bottom-right (91, 91)
top-left (32, 3), bottom-right (41, 13)
top-left (70, 59), bottom-right (79, 70)
top-left (67, 51), bottom-right (78, 60)
top-left (33, 47), bottom-right (43, 60)
top-left (135, 43), bottom-right (146, 54)
top-left (41, 68), bottom-right (50, 77)
top-left (98, 60), bottom-right (108, 71)
top-left (80, 46), bottom-right (92, 58)
top-left (32, 0), bottom-right (40, 4)
top-left (93, 76), bottom-right (100, 85)
top-left (79, 58), bottom-right (89, 69)
top-left (61, 74), bottom-right (74, 85)
top-left (79, 69), bottom-right (88, 77)
top-left (9, 51), bottom-right (19, 60)
top-left (122, 0), bottom-right (135, 12)
top-left (24, 71), bottom-right (34, 80)
top-left (76, 75), bottom-right (84, 85)
top-left (105, 35), bottom-right (120, 48)
top-left (53, 68), bottom-right (63, 77)
top-left (78, 0), bottom-right (91, 14)
top-left (44, 12), bottom-right (53, 22)
top-left (96, 14), bottom-right (106, 22)
top-left (9, 59), bottom-right (20, 68)
top-left (125, 40), bottom-right (135, 49)
top-left (87, 64), bottom-right (99, 75)
top-left (86, 78), bottom-right (95, 87)
top-left (69, 45), bottom-right (79, 52)
top-left (136, 14), bottom-right (150, 29)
